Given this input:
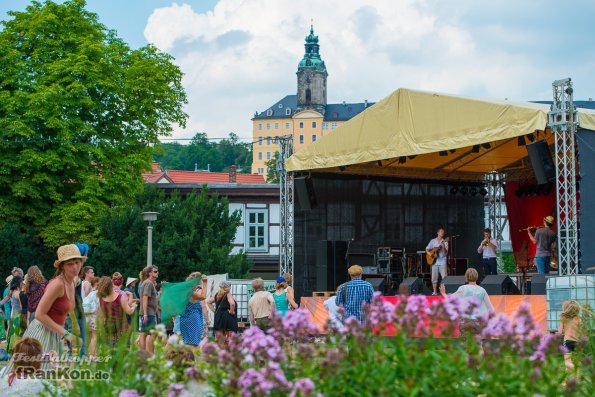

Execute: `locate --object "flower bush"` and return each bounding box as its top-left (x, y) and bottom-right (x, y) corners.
top-left (50, 296), bottom-right (592, 396)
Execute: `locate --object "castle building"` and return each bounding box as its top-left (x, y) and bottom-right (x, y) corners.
top-left (251, 26), bottom-right (373, 175)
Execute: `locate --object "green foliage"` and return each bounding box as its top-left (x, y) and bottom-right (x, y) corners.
top-left (89, 186), bottom-right (252, 280)
top-left (0, 0), bottom-right (187, 247)
top-left (0, 222), bottom-right (55, 279)
top-left (154, 132), bottom-right (252, 173)
top-left (500, 252), bottom-right (517, 273)
top-left (265, 151), bottom-right (280, 183)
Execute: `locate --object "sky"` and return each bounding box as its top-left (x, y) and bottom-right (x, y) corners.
top-left (2, 0), bottom-right (595, 141)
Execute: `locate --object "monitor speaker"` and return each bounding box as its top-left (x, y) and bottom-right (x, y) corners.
top-left (441, 276), bottom-right (467, 294)
top-left (526, 140), bottom-right (555, 185)
top-left (529, 274), bottom-right (547, 295)
top-left (481, 275), bottom-right (521, 295)
top-left (295, 176), bottom-right (317, 210)
top-left (366, 277), bottom-right (386, 293)
top-left (402, 276), bottom-right (430, 295)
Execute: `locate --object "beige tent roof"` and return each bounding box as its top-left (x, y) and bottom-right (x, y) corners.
top-left (286, 88), bottom-right (595, 181)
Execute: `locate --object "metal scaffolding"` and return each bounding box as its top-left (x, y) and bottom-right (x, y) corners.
top-left (485, 172), bottom-right (507, 271)
top-left (277, 135), bottom-right (294, 277)
top-left (548, 78), bottom-right (579, 275)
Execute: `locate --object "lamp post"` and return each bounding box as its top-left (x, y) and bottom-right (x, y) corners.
top-left (141, 212), bottom-right (159, 266)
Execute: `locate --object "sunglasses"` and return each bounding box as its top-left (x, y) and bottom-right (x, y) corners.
top-left (151, 270), bottom-right (159, 273)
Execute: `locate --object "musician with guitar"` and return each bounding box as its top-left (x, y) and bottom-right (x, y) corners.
top-left (426, 227), bottom-right (449, 296)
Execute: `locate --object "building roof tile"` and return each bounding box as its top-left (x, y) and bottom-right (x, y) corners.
top-left (142, 170), bottom-right (265, 184)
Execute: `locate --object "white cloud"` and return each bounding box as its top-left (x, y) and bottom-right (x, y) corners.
top-left (144, 0), bottom-right (595, 140)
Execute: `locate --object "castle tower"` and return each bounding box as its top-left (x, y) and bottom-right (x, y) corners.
top-left (296, 25), bottom-right (328, 113)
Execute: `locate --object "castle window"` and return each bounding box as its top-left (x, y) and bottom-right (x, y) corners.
top-left (311, 121), bottom-right (317, 128)
top-left (306, 89), bottom-right (311, 104)
top-left (258, 137), bottom-right (263, 145)
top-left (258, 152), bottom-right (262, 160)
top-left (299, 135), bottom-right (304, 144)
top-left (285, 122), bottom-right (290, 129)
top-left (258, 123), bottom-right (262, 130)
top-left (331, 123), bottom-right (338, 129)
top-left (274, 123), bottom-right (279, 130)
top-left (312, 134), bottom-right (317, 142)
top-left (266, 109), bottom-right (273, 116)
top-left (332, 112), bottom-right (338, 119)
top-left (266, 136), bottom-right (271, 145)
top-left (266, 123), bottom-right (271, 130)
top-left (322, 122), bottom-right (328, 130)
top-left (285, 108), bottom-right (291, 115)
top-left (278, 103), bottom-right (283, 108)
top-left (299, 122), bottom-right (304, 129)
top-left (266, 152), bottom-right (271, 160)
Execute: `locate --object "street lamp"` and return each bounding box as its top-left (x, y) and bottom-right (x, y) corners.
top-left (141, 212), bottom-right (159, 266)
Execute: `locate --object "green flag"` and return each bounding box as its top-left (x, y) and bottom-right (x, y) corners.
top-left (159, 278), bottom-right (199, 324)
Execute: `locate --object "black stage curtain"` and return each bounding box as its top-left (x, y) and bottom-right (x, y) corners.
top-left (293, 174), bottom-right (485, 299)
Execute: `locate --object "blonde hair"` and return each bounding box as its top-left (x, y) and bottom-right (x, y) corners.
top-left (25, 266), bottom-right (45, 294)
top-left (560, 300), bottom-right (581, 321)
top-left (348, 265), bottom-right (363, 277)
top-left (282, 273), bottom-right (293, 286)
top-left (252, 278), bottom-right (265, 291)
top-left (96, 276), bottom-right (114, 298)
top-left (186, 272), bottom-right (201, 281)
top-left (216, 286), bottom-right (230, 301)
top-left (465, 268), bottom-right (479, 282)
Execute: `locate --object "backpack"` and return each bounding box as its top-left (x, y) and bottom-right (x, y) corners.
top-left (83, 290), bottom-right (99, 314)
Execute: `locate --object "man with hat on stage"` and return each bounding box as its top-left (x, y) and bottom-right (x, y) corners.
top-left (528, 215), bottom-right (557, 274)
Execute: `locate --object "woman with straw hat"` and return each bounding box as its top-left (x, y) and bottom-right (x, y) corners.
top-left (1, 244), bottom-right (85, 376)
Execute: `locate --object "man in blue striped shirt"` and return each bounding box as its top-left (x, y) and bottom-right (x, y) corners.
top-left (335, 265), bottom-right (374, 323)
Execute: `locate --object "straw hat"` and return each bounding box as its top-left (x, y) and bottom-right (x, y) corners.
top-left (544, 215), bottom-right (555, 224)
top-left (53, 244), bottom-right (87, 269)
top-left (5, 275), bottom-right (13, 284)
top-left (126, 277), bottom-right (138, 287)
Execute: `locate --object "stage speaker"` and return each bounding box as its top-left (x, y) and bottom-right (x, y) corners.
top-left (526, 140), bottom-right (555, 185)
top-left (529, 274), bottom-right (547, 295)
top-left (442, 276), bottom-right (467, 293)
top-left (315, 240), bottom-right (348, 291)
top-left (366, 277), bottom-right (386, 293)
top-left (295, 176), bottom-right (317, 210)
top-left (481, 275), bottom-right (521, 295)
top-left (402, 276), bottom-right (430, 295)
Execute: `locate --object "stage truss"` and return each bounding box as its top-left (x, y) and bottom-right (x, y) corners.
top-left (549, 78), bottom-right (579, 275)
top-left (486, 172), bottom-right (507, 272)
top-left (278, 135), bottom-right (294, 277)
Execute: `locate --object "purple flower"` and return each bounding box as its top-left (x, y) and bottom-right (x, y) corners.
top-left (294, 378), bottom-right (315, 395)
top-left (168, 383), bottom-right (185, 397)
top-left (119, 391), bottom-right (141, 397)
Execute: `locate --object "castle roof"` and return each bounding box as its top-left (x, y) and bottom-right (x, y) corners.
top-left (253, 95), bottom-right (375, 121)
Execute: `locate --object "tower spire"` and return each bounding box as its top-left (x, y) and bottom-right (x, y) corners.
top-left (296, 24), bottom-right (328, 112)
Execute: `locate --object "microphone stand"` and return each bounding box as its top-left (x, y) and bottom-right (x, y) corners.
top-left (447, 235), bottom-right (460, 275)
top-left (345, 238), bottom-right (354, 266)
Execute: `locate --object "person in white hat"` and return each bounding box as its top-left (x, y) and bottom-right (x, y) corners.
top-left (528, 215), bottom-right (557, 274)
top-left (1, 244), bottom-right (85, 378)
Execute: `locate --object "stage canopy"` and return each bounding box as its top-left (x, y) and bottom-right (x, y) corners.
top-left (286, 88), bottom-right (595, 182)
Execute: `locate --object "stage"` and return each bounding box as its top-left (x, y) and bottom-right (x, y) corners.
top-left (300, 295), bottom-right (547, 335)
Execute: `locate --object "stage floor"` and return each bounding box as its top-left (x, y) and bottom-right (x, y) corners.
top-left (300, 295), bottom-right (547, 335)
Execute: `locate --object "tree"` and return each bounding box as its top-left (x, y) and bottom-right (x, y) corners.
top-left (265, 151), bottom-right (280, 183)
top-left (0, 223), bottom-right (55, 280)
top-left (89, 186), bottom-right (252, 281)
top-left (154, 132), bottom-right (252, 172)
top-left (0, 0), bottom-right (187, 246)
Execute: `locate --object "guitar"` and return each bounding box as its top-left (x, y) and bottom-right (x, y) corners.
top-left (426, 237), bottom-right (450, 265)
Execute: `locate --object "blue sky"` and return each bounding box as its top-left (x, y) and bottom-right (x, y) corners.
top-left (2, 1), bottom-right (595, 140)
